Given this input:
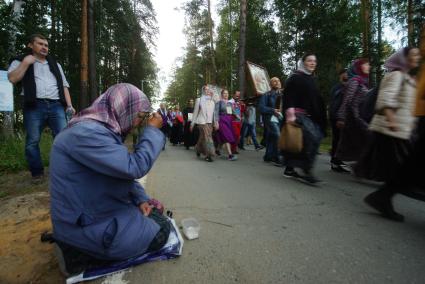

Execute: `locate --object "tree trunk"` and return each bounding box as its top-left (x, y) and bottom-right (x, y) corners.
top-left (80, 0), bottom-right (89, 110)
top-left (376, 0), bottom-right (382, 84)
top-left (416, 24), bottom-right (425, 106)
top-left (51, 0), bottom-right (57, 52)
top-left (361, 0), bottom-right (371, 58)
top-left (207, 0), bottom-right (217, 84)
top-left (228, 0), bottom-right (233, 94)
top-left (407, 0), bottom-right (414, 46)
top-left (88, 0), bottom-right (97, 102)
top-left (238, 0), bottom-right (247, 98)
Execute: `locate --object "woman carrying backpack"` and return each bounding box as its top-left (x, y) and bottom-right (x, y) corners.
top-left (355, 47), bottom-right (421, 182)
top-left (364, 46), bottom-right (423, 222)
top-left (335, 58), bottom-right (371, 162)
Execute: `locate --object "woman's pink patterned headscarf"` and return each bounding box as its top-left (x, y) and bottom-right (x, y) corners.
top-left (69, 83), bottom-right (151, 136)
top-left (384, 48), bottom-right (410, 73)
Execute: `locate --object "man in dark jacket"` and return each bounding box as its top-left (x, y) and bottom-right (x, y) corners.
top-left (8, 34), bottom-right (74, 181)
top-left (258, 77), bottom-right (283, 163)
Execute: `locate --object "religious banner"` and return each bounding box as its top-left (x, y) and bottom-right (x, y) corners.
top-left (246, 61), bottom-right (271, 95)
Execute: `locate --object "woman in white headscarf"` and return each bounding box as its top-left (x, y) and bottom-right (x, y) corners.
top-left (191, 85), bottom-right (218, 162)
top-left (282, 53), bottom-right (326, 185)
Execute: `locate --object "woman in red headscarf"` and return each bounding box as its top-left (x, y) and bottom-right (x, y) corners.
top-left (335, 58), bottom-right (371, 162)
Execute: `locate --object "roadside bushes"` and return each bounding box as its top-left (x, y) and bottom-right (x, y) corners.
top-left (0, 131), bottom-right (52, 173)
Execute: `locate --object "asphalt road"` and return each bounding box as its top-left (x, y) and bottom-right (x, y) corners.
top-left (97, 144), bottom-right (425, 284)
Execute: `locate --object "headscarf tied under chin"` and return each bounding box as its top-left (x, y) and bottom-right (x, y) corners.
top-left (384, 48), bottom-right (410, 73)
top-left (348, 58), bottom-right (369, 87)
top-left (297, 59), bottom-right (313, 75)
top-left (200, 87), bottom-right (213, 111)
top-left (68, 83), bottom-right (151, 137)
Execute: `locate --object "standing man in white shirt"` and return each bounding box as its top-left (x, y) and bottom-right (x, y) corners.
top-left (8, 34), bottom-right (75, 181)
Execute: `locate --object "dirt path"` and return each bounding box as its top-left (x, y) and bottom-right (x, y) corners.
top-left (0, 192), bottom-right (63, 283)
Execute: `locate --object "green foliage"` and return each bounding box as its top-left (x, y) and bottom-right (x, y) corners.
top-left (0, 0), bottom-right (159, 130)
top-left (275, 0), bottom-right (364, 99)
top-left (0, 132), bottom-right (53, 173)
top-left (165, 0), bottom-right (420, 108)
top-left (0, 1), bottom-right (13, 69)
top-left (165, 0), bottom-right (285, 106)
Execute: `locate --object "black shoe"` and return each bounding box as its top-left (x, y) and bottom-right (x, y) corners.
top-left (283, 168), bottom-right (301, 179)
top-left (255, 145), bottom-right (265, 151)
top-left (215, 150), bottom-right (221, 156)
top-left (273, 161), bottom-right (283, 167)
top-left (196, 151), bottom-right (201, 157)
top-left (239, 146), bottom-right (246, 150)
top-left (228, 155), bottom-right (238, 161)
top-left (205, 156), bottom-right (213, 162)
top-left (364, 191), bottom-right (404, 222)
top-left (31, 174), bottom-right (45, 185)
top-left (331, 163), bottom-right (351, 173)
top-left (299, 174), bottom-right (320, 185)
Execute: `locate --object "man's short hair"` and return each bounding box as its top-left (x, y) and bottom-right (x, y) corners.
top-left (29, 34), bottom-right (48, 44)
top-left (270, 77), bottom-right (280, 84)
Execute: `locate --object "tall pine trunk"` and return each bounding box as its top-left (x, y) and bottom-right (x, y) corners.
top-left (361, 0), bottom-right (371, 58)
top-left (80, 0), bottom-right (89, 110)
top-left (51, 0), bottom-right (57, 52)
top-left (207, 0), bottom-right (217, 83)
top-left (88, 0), bottom-right (97, 102)
top-left (228, 0), bottom-right (233, 94)
top-left (238, 0), bottom-right (247, 98)
top-left (416, 25), bottom-right (425, 106)
top-left (407, 0), bottom-right (414, 46)
top-left (376, 0), bottom-right (382, 84)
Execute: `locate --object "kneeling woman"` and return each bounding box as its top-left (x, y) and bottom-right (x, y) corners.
top-left (50, 84), bottom-right (168, 272)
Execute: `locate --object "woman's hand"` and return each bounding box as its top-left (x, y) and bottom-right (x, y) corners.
top-left (285, 108), bottom-right (296, 123)
top-left (139, 202), bottom-right (152, 216)
top-left (214, 123), bottom-right (219, 131)
top-left (148, 113), bottom-right (163, 129)
top-left (384, 109), bottom-right (398, 132)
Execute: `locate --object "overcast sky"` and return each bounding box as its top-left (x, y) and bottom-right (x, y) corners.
top-left (151, 0), bottom-right (185, 99)
top-left (151, 0), bottom-right (219, 102)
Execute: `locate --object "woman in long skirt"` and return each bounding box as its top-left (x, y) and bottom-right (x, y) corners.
top-left (183, 99), bottom-right (197, 149)
top-left (215, 89), bottom-right (237, 161)
top-left (355, 47), bottom-right (421, 181)
top-left (335, 58), bottom-right (371, 162)
top-left (282, 53), bottom-right (327, 185)
top-left (191, 85), bottom-right (218, 162)
top-left (170, 105), bottom-right (183, 145)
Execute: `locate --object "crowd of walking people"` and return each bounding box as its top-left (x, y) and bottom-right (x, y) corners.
top-left (159, 47), bottom-right (423, 222)
top-left (157, 87), bottom-right (264, 162)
